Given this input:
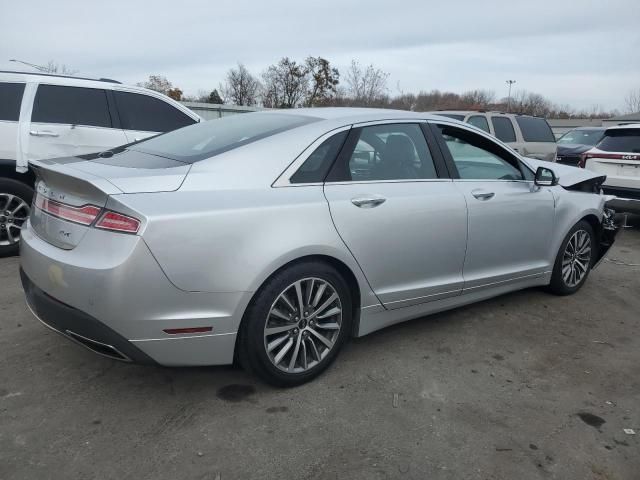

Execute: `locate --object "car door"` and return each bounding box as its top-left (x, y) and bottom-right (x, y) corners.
top-left (112, 90), bottom-right (197, 143)
top-left (27, 84), bottom-right (128, 161)
top-left (430, 121), bottom-right (555, 291)
top-left (323, 121), bottom-right (468, 309)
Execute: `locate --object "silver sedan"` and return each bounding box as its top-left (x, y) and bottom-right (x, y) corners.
top-left (20, 109), bottom-right (618, 386)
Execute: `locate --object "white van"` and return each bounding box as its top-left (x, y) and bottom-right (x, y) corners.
top-left (433, 110), bottom-right (557, 162)
top-left (0, 71), bottom-right (200, 256)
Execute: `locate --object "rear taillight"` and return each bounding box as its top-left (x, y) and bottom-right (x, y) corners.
top-left (35, 195), bottom-right (101, 225)
top-left (34, 193), bottom-right (140, 234)
top-left (579, 152), bottom-right (639, 168)
top-left (94, 211), bottom-right (140, 234)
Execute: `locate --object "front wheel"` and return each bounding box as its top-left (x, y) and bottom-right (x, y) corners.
top-left (238, 261), bottom-right (352, 387)
top-left (548, 220), bottom-right (595, 295)
top-left (0, 178), bottom-right (33, 258)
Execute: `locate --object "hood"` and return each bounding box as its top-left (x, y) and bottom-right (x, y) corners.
top-left (556, 143), bottom-right (592, 156)
top-left (32, 149), bottom-right (191, 194)
top-left (522, 157), bottom-right (606, 188)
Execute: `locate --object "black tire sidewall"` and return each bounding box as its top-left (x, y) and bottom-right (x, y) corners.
top-left (241, 261), bottom-right (352, 387)
top-left (0, 178), bottom-right (34, 258)
top-left (549, 220), bottom-right (595, 295)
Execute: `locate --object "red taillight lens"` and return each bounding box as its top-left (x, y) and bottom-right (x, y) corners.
top-left (94, 211), bottom-right (140, 234)
top-left (35, 194), bottom-right (101, 226)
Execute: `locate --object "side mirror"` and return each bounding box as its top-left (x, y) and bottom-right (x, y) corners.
top-left (534, 166), bottom-right (558, 186)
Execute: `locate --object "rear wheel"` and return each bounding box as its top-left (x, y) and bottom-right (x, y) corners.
top-left (548, 220), bottom-right (595, 295)
top-left (239, 261), bottom-right (352, 387)
top-left (0, 178), bottom-right (33, 258)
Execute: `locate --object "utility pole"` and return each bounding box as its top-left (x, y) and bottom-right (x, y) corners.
top-left (506, 80), bottom-right (516, 112)
top-left (9, 59), bottom-right (48, 72)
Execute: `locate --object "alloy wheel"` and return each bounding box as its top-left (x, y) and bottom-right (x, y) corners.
top-left (0, 193), bottom-right (30, 247)
top-left (264, 277), bottom-right (342, 373)
top-left (562, 229), bottom-right (591, 287)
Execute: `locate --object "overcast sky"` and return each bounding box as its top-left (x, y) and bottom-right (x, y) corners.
top-left (1, 0), bottom-right (639, 111)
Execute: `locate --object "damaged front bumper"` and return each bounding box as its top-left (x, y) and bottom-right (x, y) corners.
top-left (593, 207), bottom-right (620, 268)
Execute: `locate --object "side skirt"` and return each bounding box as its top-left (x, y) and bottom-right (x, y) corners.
top-left (355, 273), bottom-right (551, 337)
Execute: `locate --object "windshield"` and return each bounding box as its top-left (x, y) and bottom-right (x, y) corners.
top-left (558, 129), bottom-right (605, 146)
top-left (129, 112), bottom-right (319, 163)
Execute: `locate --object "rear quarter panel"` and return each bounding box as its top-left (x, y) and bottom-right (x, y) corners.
top-left (119, 185), bottom-right (380, 308)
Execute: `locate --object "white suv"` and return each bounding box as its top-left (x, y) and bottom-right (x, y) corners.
top-left (433, 111), bottom-right (557, 162)
top-left (581, 124), bottom-right (640, 200)
top-left (0, 71), bottom-right (200, 256)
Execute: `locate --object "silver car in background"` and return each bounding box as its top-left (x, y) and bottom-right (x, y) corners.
top-left (20, 108), bottom-right (618, 386)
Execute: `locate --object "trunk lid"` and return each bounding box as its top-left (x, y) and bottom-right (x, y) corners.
top-left (29, 149), bottom-right (189, 249)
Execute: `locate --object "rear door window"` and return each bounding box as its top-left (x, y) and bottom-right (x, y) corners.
top-left (491, 117), bottom-right (517, 143)
top-left (32, 85), bottom-right (112, 127)
top-left (0, 82), bottom-right (25, 121)
top-left (515, 116), bottom-right (555, 142)
top-left (597, 129), bottom-right (640, 153)
top-left (467, 115), bottom-right (490, 133)
top-left (114, 91), bottom-right (195, 133)
top-left (328, 123), bottom-right (438, 182)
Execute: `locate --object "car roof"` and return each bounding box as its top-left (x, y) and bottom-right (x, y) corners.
top-left (253, 107), bottom-right (452, 124)
top-left (605, 123), bottom-right (640, 131)
top-left (0, 70), bottom-right (201, 121)
top-left (570, 126), bottom-right (606, 131)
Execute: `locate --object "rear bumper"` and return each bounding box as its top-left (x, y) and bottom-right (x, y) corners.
top-left (21, 269), bottom-right (156, 364)
top-left (19, 222), bottom-right (252, 366)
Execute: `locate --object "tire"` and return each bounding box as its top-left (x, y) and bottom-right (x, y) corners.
top-left (0, 178), bottom-right (34, 258)
top-left (238, 260), bottom-right (353, 387)
top-left (548, 220), bottom-right (596, 296)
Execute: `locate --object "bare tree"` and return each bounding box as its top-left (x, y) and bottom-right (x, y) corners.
top-left (261, 57), bottom-right (309, 108)
top-left (344, 60), bottom-right (389, 106)
top-left (137, 75), bottom-right (173, 95)
top-left (223, 63), bottom-right (261, 106)
top-left (304, 56), bottom-right (339, 106)
top-left (42, 60), bottom-right (78, 75)
top-left (624, 88), bottom-right (640, 113)
top-left (459, 89), bottom-right (495, 109)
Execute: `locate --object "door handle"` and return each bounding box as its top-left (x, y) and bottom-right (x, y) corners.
top-left (351, 196), bottom-right (386, 208)
top-left (471, 189), bottom-right (495, 200)
top-left (30, 130), bottom-right (59, 137)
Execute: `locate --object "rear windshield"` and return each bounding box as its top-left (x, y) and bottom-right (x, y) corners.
top-left (515, 116), bottom-right (555, 142)
top-left (597, 129), bottom-right (640, 153)
top-left (129, 113), bottom-right (319, 163)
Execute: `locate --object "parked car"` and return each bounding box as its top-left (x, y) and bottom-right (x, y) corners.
top-left (555, 127), bottom-right (606, 166)
top-left (580, 124), bottom-right (640, 200)
top-left (433, 111), bottom-right (557, 162)
top-left (0, 70), bottom-right (200, 256)
top-left (20, 109), bottom-right (617, 386)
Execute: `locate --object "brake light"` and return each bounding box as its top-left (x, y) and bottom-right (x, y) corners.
top-left (35, 194), bottom-right (101, 225)
top-left (34, 193), bottom-right (141, 234)
top-left (95, 211), bottom-right (140, 234)
top-left (579, 152), bottom-right (639, 168)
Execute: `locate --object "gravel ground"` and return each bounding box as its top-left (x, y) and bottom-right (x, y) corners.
top-left (1, 221), bottom-right (639, 480)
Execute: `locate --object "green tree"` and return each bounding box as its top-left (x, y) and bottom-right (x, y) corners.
top-left (208, 89), bottom-right (224, 104)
